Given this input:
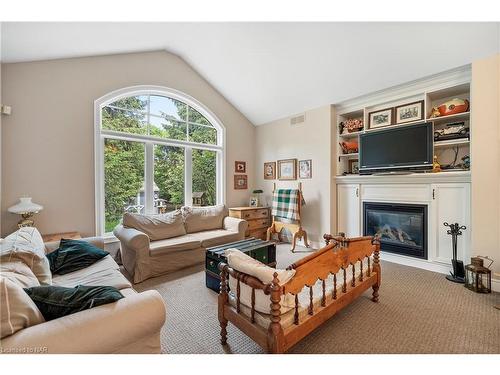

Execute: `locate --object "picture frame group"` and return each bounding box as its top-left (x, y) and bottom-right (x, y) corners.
top-left (234, 161), bottom-right (247, 189)
top-left (368, 100), bottom-right (424, 130)
top-left (264, 159), bottom-right (312, 180)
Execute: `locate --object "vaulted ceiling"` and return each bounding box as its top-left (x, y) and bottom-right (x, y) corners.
top-left (1, 22), bottom-right (499, 124)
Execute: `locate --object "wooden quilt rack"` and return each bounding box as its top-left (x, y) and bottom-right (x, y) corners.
top-left (266, 182), bottom-right (309, 252)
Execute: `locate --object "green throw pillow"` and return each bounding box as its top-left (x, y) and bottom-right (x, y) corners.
top-left (24, 285), bottom-right (124, 321)
top-left (46, 239), bottom-right (109, 275)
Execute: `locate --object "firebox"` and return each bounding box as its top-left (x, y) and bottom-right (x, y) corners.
top-left (363, 202), bottom-right (427, 259)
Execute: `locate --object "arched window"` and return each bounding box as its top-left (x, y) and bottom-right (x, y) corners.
top-left (94, 86), bottom-right (225, 235)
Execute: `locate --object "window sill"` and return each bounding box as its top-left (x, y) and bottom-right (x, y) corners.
top-left (103, 234), bottom-right (120, 244)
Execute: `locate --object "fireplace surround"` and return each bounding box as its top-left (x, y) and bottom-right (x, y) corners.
top-left (363, 202), bottom-right (428, 259)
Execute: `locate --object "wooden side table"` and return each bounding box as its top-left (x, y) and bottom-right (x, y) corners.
top-left (229, 207), bottom-right (271, 240)
top-left (42, 231), bottom-right (81, 243)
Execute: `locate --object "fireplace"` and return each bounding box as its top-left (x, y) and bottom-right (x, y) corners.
top-left (363, 202), bottom-right (427, 259)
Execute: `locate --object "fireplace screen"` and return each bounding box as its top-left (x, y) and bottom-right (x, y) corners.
top-left (363, 202), bottom-right (427, 259)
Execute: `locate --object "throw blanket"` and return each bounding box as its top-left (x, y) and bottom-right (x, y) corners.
top-left (271, 189), bottom-right (305, 220)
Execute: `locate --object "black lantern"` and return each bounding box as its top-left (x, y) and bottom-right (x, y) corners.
top-left (465, 256), bottom-right (492, 293)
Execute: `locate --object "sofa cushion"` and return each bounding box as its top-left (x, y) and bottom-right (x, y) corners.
top-left (123, 210), bottom-right (186, 241)
top-left (52, 255), bottom-right (131, 290)
top-left (23, 285), bottom-right (124, 321)
top-left (0, 277), bottom-right (45, 338)
top-left (182, 205), bottom-right (228, 234)
top-left (190, 229), bottom-right (242, 248)
top-left (224, 248), bottom-right (296, 314)
top-left (0, 227), bottom-right (52, 285)
top-left (149, 235), bottom-right (201, 257)
top-left (0, 260), bottom-right (41, 288)
top-left (46, 239), bottom-right (109, 275)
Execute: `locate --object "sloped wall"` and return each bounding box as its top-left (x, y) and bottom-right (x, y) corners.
top-left (1, 51), bottom-right (256, 236)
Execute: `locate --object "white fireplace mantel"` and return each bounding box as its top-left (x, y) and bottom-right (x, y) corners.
top-left (335, 170), bottom-right (471, 185)
top-left (335, 171), bottom-right (471, 279)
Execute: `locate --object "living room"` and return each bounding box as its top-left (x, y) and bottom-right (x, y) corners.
top-left (1, 1), bottom-right (499, 373)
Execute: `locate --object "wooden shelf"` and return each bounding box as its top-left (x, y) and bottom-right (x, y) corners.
top-left (427, 111), bottom-right (470, 125)
top-left (364, 119), bottom-right (424, 133)
top-left (339, 153), bottom-right (359, 158)
top-left (434, 139), bottom-right (470, 148)
top-left (339, 131), bottom-right (363, 138)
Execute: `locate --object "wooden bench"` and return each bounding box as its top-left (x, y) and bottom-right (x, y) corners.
top-left (218, 235), bottom-right (381, 353)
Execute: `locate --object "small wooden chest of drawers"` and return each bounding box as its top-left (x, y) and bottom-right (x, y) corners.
top-left (229, 207), bottom-right (271, 240)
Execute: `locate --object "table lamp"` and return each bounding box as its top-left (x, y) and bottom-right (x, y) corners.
top-left (8, 197), bottom-right (43, 228)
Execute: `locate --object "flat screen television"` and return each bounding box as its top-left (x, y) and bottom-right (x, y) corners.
top-left (359, 122), bottom-right (433, 174)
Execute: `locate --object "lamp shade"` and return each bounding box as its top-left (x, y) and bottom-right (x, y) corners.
top-left (8, 197), bottom-right (43, 214)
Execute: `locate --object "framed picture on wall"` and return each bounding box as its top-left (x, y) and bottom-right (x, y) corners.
top-left (235, 161), bottom-right (246, 173)
top-left (298, 159), bottom-right (312, 179)
top-left (348, 159), bottom-right (359, 174)
top-left (395, 100), bottom-right (424, 124)
top-left (234, 175), bottom-right (248, 189)
top-left (368, 107), bottom-right (393, 129)
top-left (277, 159), bottom-right (297, 180)
top-left (264, 161), bottom-right (276, 180)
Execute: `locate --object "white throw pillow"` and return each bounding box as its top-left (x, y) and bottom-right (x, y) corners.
top-left (0, 260), bottom-right (41, 288)
top-left (0, 277), bottom-right (45, 338)
top-left (225, 248), bottom-right (296, 314)
top-left (0, 227), bottom-right (52, 285)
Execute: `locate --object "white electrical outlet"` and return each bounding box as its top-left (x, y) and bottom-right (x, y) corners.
top-left (1, 105), bottom-right (12, 115)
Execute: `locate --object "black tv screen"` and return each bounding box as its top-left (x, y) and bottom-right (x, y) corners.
top-left (359, 122), bottom-right (433, 172)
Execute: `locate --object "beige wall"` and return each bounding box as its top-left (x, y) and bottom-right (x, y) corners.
top-left (471, 54), bottom-right (500, 275)
top-left (255, 105), bottom-right (334, 247)
top-left (0, 59), bottom-right (2, 234)
top-left (1, 51), bottom-right (256, 237)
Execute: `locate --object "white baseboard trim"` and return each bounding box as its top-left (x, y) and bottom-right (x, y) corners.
top-left (491, 278), bottom-right (500, 293)
top-left (380, 252), bottom-right (500, 292)
top-left (380, 252), bottom-right (452, 275)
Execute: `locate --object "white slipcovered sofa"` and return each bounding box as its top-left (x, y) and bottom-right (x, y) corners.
top-left (114, 205), bottom-right (248, 283)
top-left (0, 227), bottom-right (166, 354)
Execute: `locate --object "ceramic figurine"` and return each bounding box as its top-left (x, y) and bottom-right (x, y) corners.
top-left (432, 155), bottom-right (441, 173)
top-left (461, 155), bottom-right (470, 170)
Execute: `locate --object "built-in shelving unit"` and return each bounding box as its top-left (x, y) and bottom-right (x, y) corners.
top-left (335, 72), bottom-right (471, 176)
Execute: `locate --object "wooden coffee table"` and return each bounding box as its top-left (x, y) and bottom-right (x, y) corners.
top-left (205, 238), bottom-right (276, 292)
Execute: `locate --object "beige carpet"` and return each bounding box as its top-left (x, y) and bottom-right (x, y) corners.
top-left (134, 244), bottom-right (500, 354)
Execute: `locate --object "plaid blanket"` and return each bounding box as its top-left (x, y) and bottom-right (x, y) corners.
top-left (271, 189), bottom-right (305, 220)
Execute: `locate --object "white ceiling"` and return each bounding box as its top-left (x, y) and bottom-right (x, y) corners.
top-left (1, 22), bottom-right (499, 125)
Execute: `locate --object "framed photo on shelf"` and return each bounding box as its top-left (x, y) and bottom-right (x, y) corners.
top-left (249, 196), bottom-right (259, 207)
top-left (264, 161), bottom-right (276, 180)
top-left (395, 100), bottom-right (424, 124)
top-left (277, 159), bottom-right (297, 180)
top-left (298, 159), bottom-right (312, 179)
top-left (348, 159), bottom-right (359, 174)
top-left (368, 108), bottom-right (393, 129)
top-left (235, 161), bottom-right (246, 173)
top-left (234, 175), bottom-right (248, 189)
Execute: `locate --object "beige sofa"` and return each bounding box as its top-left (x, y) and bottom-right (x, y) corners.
top-left (114, 205), bottom-right (248, 283)
top-left (0, 229), bottom-right (166, 354)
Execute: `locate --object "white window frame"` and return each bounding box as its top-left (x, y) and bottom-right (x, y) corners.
top-left (94, 85), bottom-right (226, 236)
